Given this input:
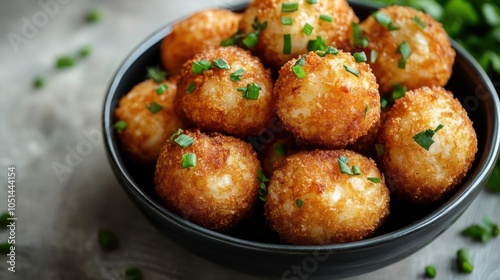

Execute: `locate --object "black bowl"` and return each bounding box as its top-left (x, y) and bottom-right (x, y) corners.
top-left (102, 1), bottom-right (500, 279)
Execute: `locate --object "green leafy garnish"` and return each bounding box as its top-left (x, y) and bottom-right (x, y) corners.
top-left (316, 46), bottom-right (338, 57)
top-left (307, 36), bottom-right (326, 52)
top-left (86, 8), bottom-right (103, 23)
top-left (284, 34), bottom-right (292, 54)
top-left (238, 83), bottom-right (261, 100)
top-left (282, 17), bottom-right (293, 25)
top-left (392, 83), bottom-right (407, 100)
top-left (368, 177), bottom-right (381, 183)
top-left (114, 120), bottom-right (127, 132)
top-left (413, 124), bottom-right (444, 151)
top-left (169, 128), bottom-right (184, 142)
top-left (174, 134), bottom-right (194, 148)
top-left (397, 41), bottom-right (412, 69)
top-left (145, 101), bottom-right (163, 114)
top-left (230, 68), bottom-right (245, 82)
top-left (302, 23), bottom-right (314, 36)
top-left (156, 83), bottom-right (168, 95)
top-left (147, 66), bottom-right (167, 83)
top-left (457, 248), bottom-right (473, 273)
top-left (257, 169), bottom-right (270, 202)
top-left (212, 59), bottom-right (230, 70)
top-left (372, 11), bottom-right (399, 30)
top-left (352, 23), bottom-right (368, 49)
top-left (425, 265), bottom-right (437, 278)
top-left (296, 199), bottom-right (303, 208)
top-left (413, 15), bottom-right (427, 29)
top-left (79, 46), bottom-right (92, 57)
top-left (56, 56), bottom-right (76, 69)
top-left (33, 76), bottom-right (46, 89)
top-left (319, 14), bottom-right (333, 22)
top-left (181, 153), bottom-right (197, 168)
top-left (192, 60), bottom-right (211, 74)
top-left (187, 82), bottom-right (196, 94)
top-left (461, 216), bottom-right (499, 243)
top-left (282, 2), bottom-right (299, 13)
top-left (275, 143), bottom-right (287, 156)
top-left (353, 52), bottom-right (367, 63)
top-left (344, 65), bottom-right (359, 77)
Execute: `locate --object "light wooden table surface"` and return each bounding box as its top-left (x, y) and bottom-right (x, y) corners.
top-left (0, 0), bottom-right (498, 279)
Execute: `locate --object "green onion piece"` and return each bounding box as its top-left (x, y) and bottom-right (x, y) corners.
top-left (364, 104), bottom-right (369, 118)
top-left (352, 23), bottom-right (368, 49)
top-left (251, 18), bottom-right (268, 33)
top-left (306, 0), bottom-right (317, 4)
top-left (175, 134), bottom-right (194, 148)
top-left (375, 143), bottom-right (385, 156)
top-left (239, 83), bottom-right (261, 100)
top-left (124, 267), bottom-right (142, 280)
top-left (367, 177), bottom-right (381, 183)
top-left (282, 16), bottom-right (293, 25)
top-left (86, 8), bottom-right (102, 23)
top-left (156, 83), bottom-right (168, 95)
top-left (79, 46), bottom-right (92, 57)
top-left (169, 128), bottom-right (184, 142)
top-left (296, 199), bottom-right (303, 208)
top-left (381, 97), bottom-right (389, 109)
top-left (316, 46), bottom-right (339, 57)
top-left (33, 76), bottom-right (46, 89)
top-left (483, 216), bottom-right (499, 237)
top-left (145, 101), bottom-right (163, 114)
top-left (344, 65), bottom-right (359, 77)
top-left (373, 11), bottom-right (399, 31)
top-left (221, 32), bottom-right (243, 46)
top-left (98, 229), bottom-right (119, 251)
top-left (397, 41), bottom-right (412, 69)
top-left (212, 59), bottom-right (230, 70)
top-left (413, 124), bottom-right (444, 151)
top-left (114, 120), bottom-right (127, 132)
top-left (319, 14), bottom-right (333, 22)
top-left (461, 216), bottom-right (499, 242)
top-left (457, 249), bottom-right (473, 273)
top-left (282, 2), bottom-right (299, 13)
top-left (307, 36), bottom-right (326, 52)
top-left (56, 56), bottom-right (76, 69)
top-left (187, 82), bottom-right (196, 94)
top-left (0, 243), bottom-right (11, 254)
top-left (257, 169), bottom-right (270, 202)
top-left (181, 153), bottom-right (197, 168)
top-left (370, 49), bottom-right (377, 63)
top-left (392, 83), bottom-right (407, 100)
top-left (338, 156), bottom-right (353, 175)
top-left (243, 33), bottom-right (259, 49)
top-left (486, 161), bottom-right (500, 192)
top-left (147, 66), bottom-right (167, 83)
top-left (257, 169), bottom-right (270, 183)
top-left (425, 266), bottom-right (436, 278)
top-left (275, 143), bottom-right (287, 156)
top-left (284, 34), bottom-right (292, 54)
top-left (413, 15), bottom-right (427, 29)
top-left (292, 65), bottom-right (306, 79)
top-left (0, 213), bottom-right (13, 228)
top-left (295, 55), bottom-right (307, 66)
top-left (302, 23), bottom-right (314, 36)
top-left (230, 68), bottom-right (245, 82)
top-left (352, 165), bottom-right (361, 175)
top-left (192, 59), bottom-right (211, 74)
top-left (353, 52), bottom-right (367, 63)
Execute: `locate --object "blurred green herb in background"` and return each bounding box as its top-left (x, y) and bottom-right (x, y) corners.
top-left (366, 0), bottom-right (500, 191)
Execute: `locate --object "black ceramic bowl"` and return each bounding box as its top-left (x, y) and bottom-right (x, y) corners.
top-left (103, 1), bottom-right (500, 279)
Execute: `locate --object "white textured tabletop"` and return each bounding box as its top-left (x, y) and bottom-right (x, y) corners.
top-left (0, 0), bottom-right (499, 279)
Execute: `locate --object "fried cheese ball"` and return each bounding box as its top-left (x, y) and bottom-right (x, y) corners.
top-left (178, 46), bottom-right (274, 137)
top-left (154, 130), bottom-right (261, 231)
top-left (241, 0), bottom-right (358, 68)
top-left (265, 149), bottom-right (390, 245)
top-left (360, 6), bottom-right (455, 93)
top-left (378, 86), bottom-right (477, 204)
top-left (161, 9), bottom-right (242, 75)
top-left (114, 78), bottom-right (185, 164)
top-left (275, 50), bottom-right (380, 148)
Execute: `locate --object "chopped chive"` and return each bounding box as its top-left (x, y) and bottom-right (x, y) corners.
top-left (56, 56), bottom-right (76, 69)
top-left (457, 249), bottom-right (473, 273)
top-left (212, 59), bottom-right (230, 70)
top-left (281, 16), bottom-right (293, 25)
top-left (282, 2), bottom-right (299, 13)
top-left (306, 0), bottom-right (317, 4)
top-left (302, 23), bottom-right (314, 36)
top-left (175, 134), bottom-right (194, 148)
top-left (85, 8), bottom-right (102, 23)
top-left (156, 83), bottom-right (168, 95)
top-left (352, 165), bottom-right (361, 175)
top-left (145, 101), bottom-right (163, 114)
top-left (275, 143), bottom-right (287, 156)
top-left (251, 18), bottom-right (268, 33)
top-left (187, 82), bottom-right (196, 94)
top-left (98, 229), bottom-right (119, 251)
top-left (295, 55), bottom-right (307, 66)
top-left (397, 41), bottom-right (411, 69)
top-left (425, 266), bottom-right (436, 278)
top-left (181, 153), bottom-right (197, 168)
top-left (79, 46), bottom-right (92, 57)
top-left (124, 267), bottom-right (142, 280)
top-left (343, 65), bottom-right (359, 77)
top-left (192, 59), bottom-right (211, 74)
top-left (257, 169), bottom-right (270, 202)
top-left (392, 83), bottom-right (406, 100)
top-left (221, 32), bottom-right (244, 46)
top-left (292, 65), bottom-right (306, 79)
top-left (114, 120), bottom-right (127, 131)
top-left (413, 124), bottom-right (444, 151)
top-left (243, 33), bottom-right (259, 49)
top-left (147, 66), bottom-right (167, 83)
top-left (372, 11), bottom-right (399, 31)
top-left (413, 15), bottom-right (427, 29)
top-left (367, 177), bottom-right (381, 183)
top-left (169, 128), bottom-right (184, 142)
top-left (284, 34), bottom-right (292, 54)
top-left (33, 76), bottom-right (46, 89)
top-left (319, 14), bottom-right (333, 22)
top-left (316, 46), bottom-right (338, 57)
top-left (364, 104), bottom-right (369, 118)
top-left (230, 68), bottom-right (245, 82)
top-left (352, 23), bottom-right (368, 49)
top-left (370, 49), bottom-right (378, 63)
top-left (296, 199), bottom-right (303, 208)
top-left (461, 216), bottom-right (499, 243)
top-left (353, 52), bottom-right (367, 63)
top-left (375, 144), bottom-right (385, 156)
top-left (307, 36), bottom-right (326, 52)
top-left (239, 83), bottom-right (261, 100)
top-left (381, 97), bottom-right (389, 109)
top-left (338, 156), bottom-right (353, 175)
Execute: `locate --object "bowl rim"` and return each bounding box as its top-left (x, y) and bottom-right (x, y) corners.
top-left (102, 0), bottom-right (500, 254)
